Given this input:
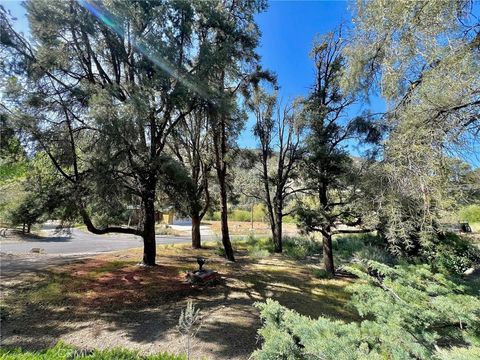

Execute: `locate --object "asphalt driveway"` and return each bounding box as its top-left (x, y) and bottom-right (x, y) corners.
top-left (0, 223), bottom-right (218, 281)
top-left (0, 224), bottom-right (212, 255)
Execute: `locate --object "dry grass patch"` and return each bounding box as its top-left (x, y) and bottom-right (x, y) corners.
top-left (206, 220), bottom-right (298, 236)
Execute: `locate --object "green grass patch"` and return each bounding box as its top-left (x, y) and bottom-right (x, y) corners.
top-left (0, 342), bottom-right (185, 360)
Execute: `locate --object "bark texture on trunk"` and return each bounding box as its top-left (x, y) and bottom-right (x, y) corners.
top-left (273, 211), bottom-right (283, 253)
top-left (142, 188), bottom-right (157, 266)
top-left (322, 227), bottom-right (335, 276)
top-left (212, 103), bottom-right (235, 262)
top-left (219, 178), bottom-right (235, 261)
top-left (191, 214), bottom-right (201, 249)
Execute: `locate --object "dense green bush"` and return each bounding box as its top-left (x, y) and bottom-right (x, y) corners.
top-left (254, 262), bottom-right (480, 359)
top-left (283, 236), bottom-right (322, 260)
top-left (246, 235), bottom-right (274, 258)
top-left (333, 234), bottom-right (395, 264)
top-left (0, 342), bottom-right (185, 360)
top-left (459, 204), bottom-right (480, 223)
top-left (422, 234), bottom-right (480, 275)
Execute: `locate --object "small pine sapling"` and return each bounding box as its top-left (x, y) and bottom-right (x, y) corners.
top-left (178, 301), bottom-right (202, 360)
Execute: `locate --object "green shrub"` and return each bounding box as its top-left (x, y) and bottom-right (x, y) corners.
top-left (435, 346), bottom-right (480, 360)
top-left (204, 210), bottom-right (221, 221)
top-left (459, 204), bottom-right (480, 223)
top-left (333, 236), bottom-right (364, 259)
top-left (254, 262), bottom-right (480, 359)
top-left (282, 214), bottom-right (296, 224)
top-left (231, 209), bottom-right (252, 222)
top-left (330, 234), bottom-right (395, 266)
top-left (333, 234), bottom-right (383, 258)
top-left (312, 268), bottom-right (333, 279)
top-left (215, 241), bottom-right (226, 257)
top-left (246, 235), bottom-right (273, 257)
top-left (155, 225), bottom-right (177, 236)
top-left (0, 342), bottom-right (185, 359)
top-left (352, 245), bottom-right (396, 265)
top-left (423, 234), bottom-right (480, 275)
top-left (283, 236), bottom-right (322, 260)
top-left (249, 248), bottom-right (270, 258)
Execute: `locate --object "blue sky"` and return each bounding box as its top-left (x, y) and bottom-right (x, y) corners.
top-left (238, 0), bottom-right (384, 152)
top-left (255, 0), bottom-right (350, 100)
top-left (239, 1), bottom-right (357, 147)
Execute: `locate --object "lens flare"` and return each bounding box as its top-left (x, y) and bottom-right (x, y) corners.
top-left (77, 0), bottom-right (206, 98)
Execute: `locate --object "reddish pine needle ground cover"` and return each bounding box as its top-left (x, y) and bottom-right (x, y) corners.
top-left (1, 243), bottom-right (356, 359)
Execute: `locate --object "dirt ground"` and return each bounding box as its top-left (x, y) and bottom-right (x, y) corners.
top-left (0, 243), bottom-right (355, 359)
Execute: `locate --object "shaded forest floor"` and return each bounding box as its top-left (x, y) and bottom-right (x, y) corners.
top-left (0, 242), bottom-right (356, 360)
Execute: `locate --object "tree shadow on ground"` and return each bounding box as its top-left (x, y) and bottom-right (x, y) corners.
top-left (0, 246), bottom-right (358, 359)
top-left (5, 230), bottom-right (72, 242)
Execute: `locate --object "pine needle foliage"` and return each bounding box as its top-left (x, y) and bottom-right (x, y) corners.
top-left (254, 262), bottom-right (480, 359)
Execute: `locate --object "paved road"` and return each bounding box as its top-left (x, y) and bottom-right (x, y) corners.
top-left (0, 224), bottom-right (220, 255)
top-left (0, 224), bottom-right (223, 280)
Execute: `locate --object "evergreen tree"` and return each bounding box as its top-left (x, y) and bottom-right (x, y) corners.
top-left (196, 0), bottom-right (271, 261)
top-left (0, 0), bottom-right (265, 265)
top-left (250, 87), bottom-right (305, 253)
top-left (168, 109), bottom-right (213, 249)
top-left (343, 0), bottom-right (480, 252)
top-left (298, 29), bottom-right (380, 275)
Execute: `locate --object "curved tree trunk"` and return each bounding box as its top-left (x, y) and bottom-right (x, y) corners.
top-left (192, 214), bottom-right (201, 249)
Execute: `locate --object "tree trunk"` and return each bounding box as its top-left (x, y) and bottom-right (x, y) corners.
top-left (219, 175), bottom-right (235, 261)
top-left (273, 212), bottom-right (283, 253)
top-left (27, 223), bottom-right (31, 234)
top-left (271, 196), bottom-right (283, 253)
top-left (269, 220), bottom-right (276, 247)
top-left (322, 227), bottom-right (335, 276)
top-left (191, 213), bottom-right (201, 249)
top-left (251, 204), bottom-right (254, 230)
top-left (212, 103), bottom-right (235, 262)
top-left (142, 187), bottom-right (157, 266)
